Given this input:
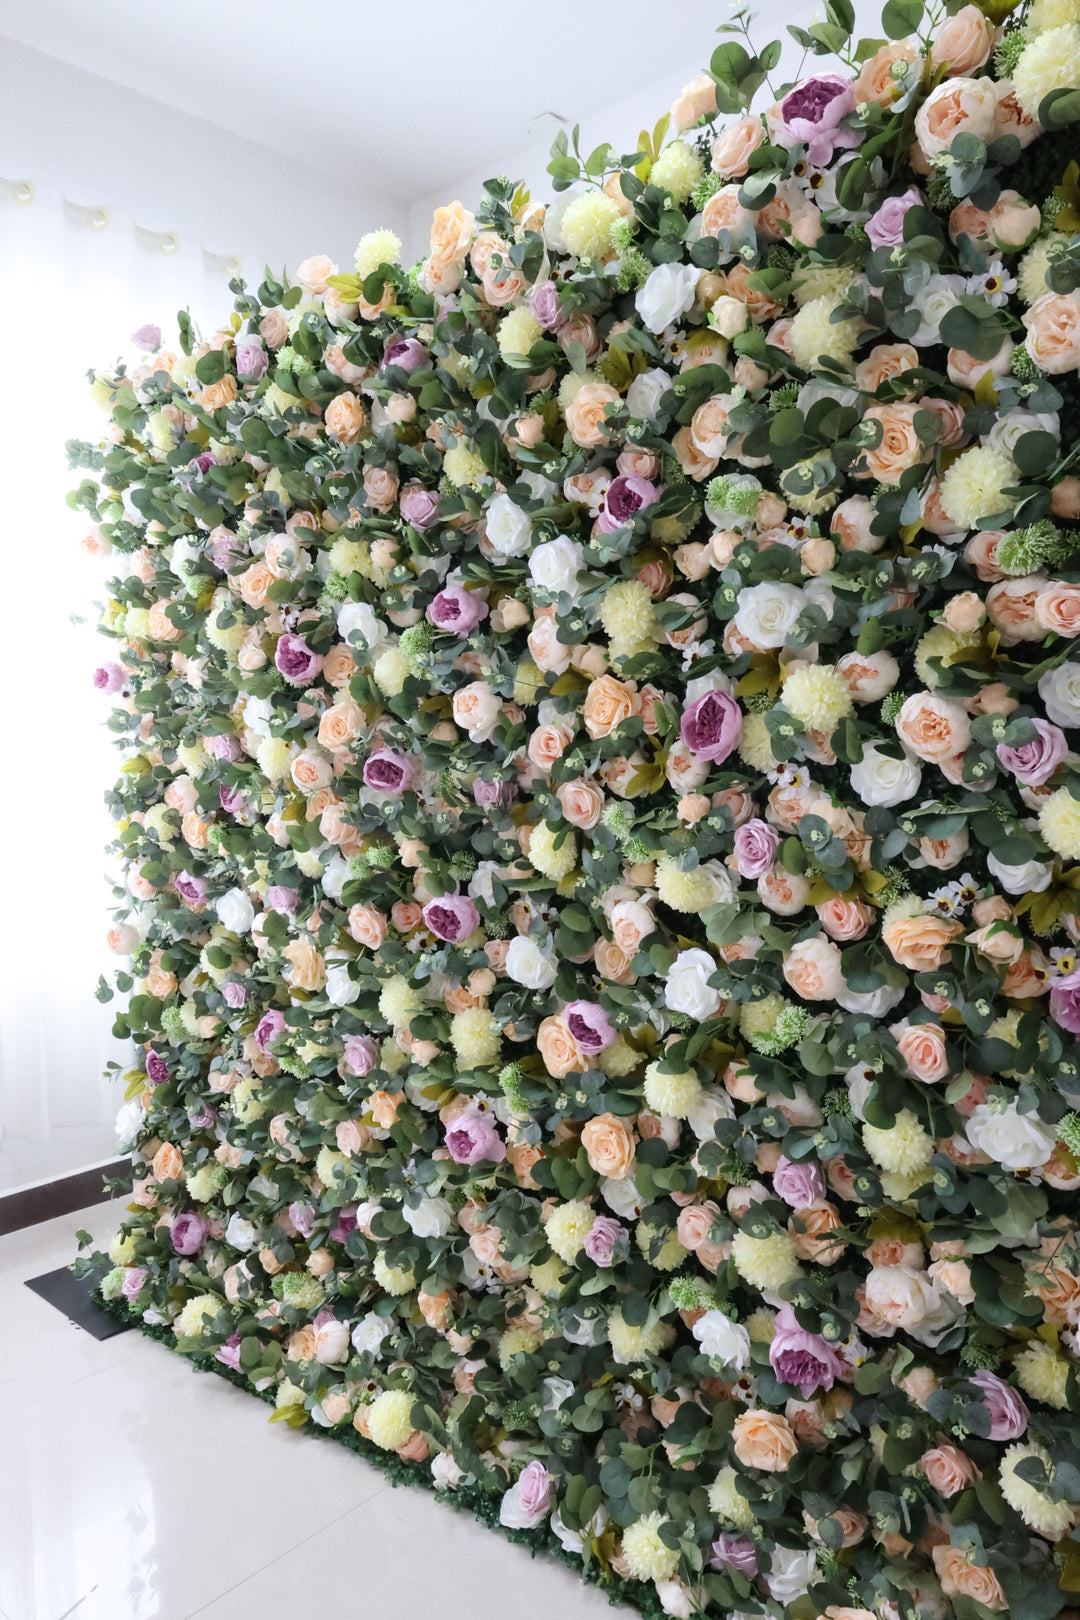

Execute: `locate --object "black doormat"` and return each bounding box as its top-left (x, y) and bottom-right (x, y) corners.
top-left (24, 1266), bottom-right (132, 1340)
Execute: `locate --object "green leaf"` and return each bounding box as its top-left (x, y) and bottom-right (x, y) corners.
top-left (881, 0), bottom-right (923, 38)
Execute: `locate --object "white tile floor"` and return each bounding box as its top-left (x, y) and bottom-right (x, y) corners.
top-left (0, 1202), bottom-right (631, 1620)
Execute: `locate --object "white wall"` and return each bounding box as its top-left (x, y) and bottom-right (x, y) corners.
top-left (0, 35), bottom-right (408, 278)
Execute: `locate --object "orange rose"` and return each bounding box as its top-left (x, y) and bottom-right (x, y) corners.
top-left (565, 380), bottom-right (621, 449)
top-left (582, 675), bottom-right (638, 738)
top-left (789, 1199), bottom-right (845, 1263)
top-left (282, 937), bottom-right (326, 991)
top-left (882, 912), bottom-right (963, 970)
top-left (581, 1113), bottom-right (636, 1179)
top-left (710, 115), bottom-right (766, 177)
top-left (318, 700), bottom-right (363, 751)
top-left (369, 1089), bottom-right (404, 1128)
top-left (536, 1015), bottom-right (585, 1078)
top-left (862, 404), bottom-right (927, 484)
top-left (671, 424), bottom-right (719, 480)
top-left (895, 1021), bottom-right (949, 1083)
top-left (853, 37), bottom-right (921, 105)
top-left (732, 1409), bottom-right (799, 1471)
top-left (595, 938), bottom-right (636, 983)
top-left (896, 691), bottom-right (971, 761)
top-left (324, 391), bottom-right (368, 444)
top-left (151, 1143), bottom-right (184, 1182)
top-left (932, 1547), bottom-right (1007, 1611)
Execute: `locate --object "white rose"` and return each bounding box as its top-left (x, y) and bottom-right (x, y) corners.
top-left (767, 1547), bottom-right (818, 1603)
top-left (986, 852), bottom-right (1054, 894)
top-left (504, 934), bottom-right (558, 990)
top-left (710, 294), bottom-right (749, 340)
top-left (313, 1319), bottom-right (350, 1364)
top-left (402, 1196), bottom-right (454, 1238)
top-left (243, 694), bottom-right (273, 738)
top-left (910, 274), bottom-right (965, 346)
top-left (216, 887), bottom-right (255, 934)
top-left (836, 982), bottom-right (906, 1017)
top-left (431, 1451), bottom-right (465, 1490)
top-left (965, 1100), bottom-right (1055, 1169)
top-left (291, 748), bottom-right (333, 794)
top-left (635, 261), bottom-right (700, 333)
top-left (850, 741), bottom-right (923, 807)
top-left (665, 947), bottom-right (722, 1020)
top-left (224, 1212), bottom-right (258, 1252)
top-left (325, 962), bottom-right (361, 1006)
top-left (601, 1175), bottom-right (645, 1219)
top-left (987, 410), bottom-right (1059, 461)
top-left (864, 1264), bottom-right (940, 1329)
top-left (700, 859), bottom-right (738, 905)
top-left (115, 1099), bottom-right (145, 1148)
top-left (468, 860), bottom-right (499, 908)
top-left (543, 1376), bottom-right (576, 1410)
top-left (529, 534), bottom-right (585, 600)
top-left (686, 1086), bottom-right (735, 1142)
top-left (692, 1309), bottom-right (751, 1370)
top-left (484, 493), bottom-right (532, 558)
top-left (734, 581), bottom-right (806, 648)
top-left (321, 854), bottom-right (350, 902)
top-left (657, 1578), bottom-right (695, 1619)
top-left (906, 1289), bottom-right (963, 1350)
top-left (684, 668), bottom-right (734, 704)
top-left (551, 1503), bottom-right (610, 1556)
top-left (452, 680), bottom-right (500, 742)
top-left (337, 601), bottom-right (389, 654)
top-left (351, 1311), bottom-right (394, 1357)
top-left (844, 1063), bottom-right (875, 1121)
top-left (1039, 663), bottom-right (1080, 728)
top-left (626, 366), bottom-right (671, 422)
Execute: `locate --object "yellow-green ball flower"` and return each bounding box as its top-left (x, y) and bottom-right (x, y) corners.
top-left (367, 1388), bottom-right (415, 1450)
top-left (561, 192), bottom-right (623, 259)
top-left (621, 1513), bottom-right (680, 1582)
top-left (730, 1229), bottom-right (801, 1290)
top-left (1040, 787), bottom-right (1080, 859)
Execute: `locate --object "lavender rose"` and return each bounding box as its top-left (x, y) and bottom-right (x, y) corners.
top-left (768, 1302), bottom-right (846, 1398)
top-left (255, 1009), bottom-right (287, 1052)
top-left (289, 1200), bottom-right (316, 1238)
top-left (499, 1459), bottom-right (555, 1529)
top-left (445, 1108), bottom-right (506, 1165)
top-left (222, 980), bottom-right (248, 1009)
top-left (422, 894), bottom-right (481, 943)
top-left (711, 1535), bottom-right (759, 1578)
top-left (681, 689), bottom-right (743, 763)
top-left (584, 1214), bottom-right (626, 1267)
top-left (265, 885), bottom-right (300, 914)
top-left (235, 338), bottom-right (269, 379)
top-left (219, 784), bottom-right (248, 816)
top-left (401, 488), bottom-right (440, 530)
top-left (780, 74), bottom-right (861, 166)
top-left (121, 1267), bottom-right (148, 1301)
top-left (529, 280), bottom-right (567, 330)
top-left (363, 748), bottom-right (418, 795)
top-left (171, 1211), bottom-right (208, 1256)
top-left (343, 1034), bottom-right (379, 1076)
top-left (564, 999), bottom-right (616, 1053)
top-left (996, 717), bottom-right (1068, 786)
top-left (732, 817), bottom-right (780, 879)
top-left (206, 733), bottom-right (243, 762)
top-left (1051, 967), bottom-right (1080, 1035)
top-left (596, 474), bottom-right (660, 533)
top-left (132, 323), bottom-right (161, 350)
top-left (772, 1154), bottom-right (826, 1207)
top-left (175, 870), bottom-right (208, 904)
top-left (427, 583), bottom-right (489, 635)
top-left (866, 186), bottom-right (924, 251)
top-left (473, 776), bottom-right (517, 809)
top-left (274, 632), bottom-right (324, 686)
top-left (970, 1369), bottom-right (1029, 1439)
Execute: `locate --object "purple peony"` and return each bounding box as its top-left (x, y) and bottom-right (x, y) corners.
top-left (427, 583), bottom-right (489, 635)
top-left (132, 323), bottom-right (161, 351)
top-left (768, 1302), bottom-right (847, 1398)
top-left (175, 870), bottom-right (208, 905)
top-left (216, 1331), bottom-right (244, 1370)
top-left (363, 748), bottom-right (418, 795)
top-left (343, 1035), bottom-right (379, 1076)
top-left (473, 776), bottom-right (517, 810)
top-left (93, 662), bottom-right (126, 692)
top-left (187, 1102), bottom-right (216, 1128)
top-left (780, 74), bottom-right (861, 166)
top-left (211, 529), bottom-right (247, 570)
top-left (255, 1009), bottom-right (287, 1052)
top-left (422, 894), bottom-right (481, 943)
top-left (265, 885), bottom-right (300, 914)
top-left (187, 450), bottom-right (221, 477)
top-left (206, 733), bottom-right (243, 762)
top-left (400, 488), bottom-right (440, 531)
top-left (732, 817), bottom-right (780, 879)
top-left (564, 1000), bottom-right (616, 1053)
top-left (772, 1154), bottom-right (826, 1208)
top-left (145, 1050), bottom-right (170, 1087)
top-left (235, 338), bottom-right (268, 380)
top-left (597, 474), bottom-right (659, 533)
top-left (330, 1205), bottom-right (358, 1242)
top-left (970, 1370), bottom-right (1030, 1440)
top-left (219, 784), bottom-right (248, 816)
top-left (997, 717), bottom-right (1068, 787)
top-left (445, 1108), bottom-right (505, 1165)
top-left (711, 1534), bottom-right (759, 1578)
top-left (681, 689), bottom-right (743, 763)
top-left (866, 186), bottom-right (924, 251)
top-left (171, 1211), bottom-right (209, 1256)
top-left (382, 336), bottom-right (430, 373)
top-left (584, 1214), bottom-right (625, 1267)
top-left (222, 980), bottom-right (248, 1009)
top-left (274, 632), bottom-right (324, 686)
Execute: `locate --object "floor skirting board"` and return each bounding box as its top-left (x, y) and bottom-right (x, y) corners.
top-left (0, 1157), bottom-right (130, 1236)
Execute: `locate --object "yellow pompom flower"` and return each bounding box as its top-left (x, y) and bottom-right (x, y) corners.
top-left (635, 1219), bottom-right (688, 1270)
top-left (256, 737), bottom-right (297, 784)
top-left (789, 297), bottom-right (860, 371)
top-left (354, 228), bottom-right (402, 278)
top-left (999, 1441), bottom-right (1078, 1537)
top-left (174, 1293), bottom-right (224, 1337)
top-left (939, 446), bottom-right (1014, 530)
top-left (1017, 239), bottom-right (1057, 305)
top-left (528, 820), bottom-right (578, 881)
top-left (373, 1252), bottom-right (418, 1296)
top-left (599, 579), bottom-right (657, 655)
top-left (621, 1513), bottom-right (680, 1582)
top-left (275, 1379), bottom-right (307, 1411)
top-left (513, 657), bottom-right (544, 705)
top-left (233, 1076), bottom-right (269, 1124)
top-left (328, 537), bottom-right (370, 576)
top-left (498, 1325), bottom-right (543, 1369)
top-left (862, 1109), bottom-right (934, 1175)
top-left (367, 1388), bottom-right (415, 1450)
top-left (497, 307), bottom-right (543, 361)
top-left (655, 854), bottom-right (716, 913)
top-left (792, 264), bottom-right (857, 309)
top-left (709, 1466), bottom-right (757, 1528)
top-left (315, 1146), bottom-right (345, 1187)
top-left (295, 848), bottom-right (324, 880)
top-left (1040, 788), bottom-right (1080, 859)
top-left (730, 1229), bottom-right (801, 1290)
top-left (450, 1008), bottom-right (501, 1069)
top-left (784, 455), bottom-right (840, 516)
top-left (598, 1037), bottom-right (642, 1077)
top-left (879, 1166), bottom-right (933, 1200)
top-left (545, 1199), bottom-right (596, 1263)
top-left (738, 712), bottom-right (778, 772)
top-left (373, 647), bottom-right (410, 697)
top-left (124, 607), bottom-right (151, 644)
top-left (914, 624), bottom-right (982, 687)
top-left (561, 191), bottom-right (623, 259)
top-left (1014, 1341), bottom-right (1071, 1408)
top-left (109, 1233), bottom-right (137, 1266)
top-left (530, 1256), bottom-right (568, 1297)
top-left (379, 975), bottom-right (422, 1028)
top-left (186, 1163), bottom-right (226, 1203)
top-left (204, 595), bottom-right (249, 655)
top-left (745, 1308), bottom-right (777, 1343)
top-left (782, 664), bottom-right (853, 730)
top-left (1030, 0), bottom-right (1080, 27)
top-left (651, 140), bottom-right (705, 203)
top-left (443, 443), bottom-right (489, 489)
top-left (1014, 24), bottom-right (1080, 117)
top-left (643, 1062), bottom-right (703, 1120)
top-left (608, 1306), bottom-right (666, 1362)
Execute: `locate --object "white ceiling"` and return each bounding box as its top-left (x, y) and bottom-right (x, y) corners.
top-left (0, 0), bottom-right (739, 201)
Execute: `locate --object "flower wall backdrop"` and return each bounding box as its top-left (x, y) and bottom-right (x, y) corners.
top-left (73, 2), bottom-right (1080, 1613)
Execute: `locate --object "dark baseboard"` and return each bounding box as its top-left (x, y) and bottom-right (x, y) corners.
top-left (0, 1157), bottom-right (131, 1237)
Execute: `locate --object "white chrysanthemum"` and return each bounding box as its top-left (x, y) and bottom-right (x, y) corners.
top-left (256, 737), bottom-right (296, 784)
top-left (379, 975), bottom-right (422, 1027)
top-left (367, 1388), bottom-right (415, 1450)
top-left (354, 229), bottom-right (402, 279)
top-left (1014, 24), bottom-right (1080, 117)
top-left (622, 1513), bottom-right (680, 1582)
top-left (738, 711), bottom-right (778, 772)
top-left (651, 141), bottom-right (705, 203)
top-left (608, 1306), bottom-right (666, 1361)
top-left (450, 1007), bottom-right (500, 1068)
top-left (1014, 1340), bottom-right (1071, 1408)
top-left (599, 580), bottom-right (657, 653)
top-left (528, 820), bottom-right (578, 880)
top-left (1040, 787), bottom-right (1080, 859)
top-left (1030, 0), bottom-right (1080, 26)
top-left (792, 264), bottom-right (858, 309)
top-left (938, 446), bottom-right (1014, 530)
top-left (862, 1108), bottom-right (934, 1175)
top-left (1018, 239), bottom-right (1057, 305)
top-left (498, 307), bottom-right (544, 360)
top-left (783, 664), bottom-right (853, 730)
top-left (789, 297), bottom-right (860, 371)
top-left (204, 592), bottom-right (248, 653)
top-left (546, 1199), bottom-right (596, 1263)
top-left (999, 1441), bottom-right (1077, 1536)
top-left (635, 1218), bottom-right (688, 1270)
top-left (561, 192), bottom-right (623, 259)
top-left (443, 443), bottom-right (489, 489)
top-left (498, 1324), bottom-right (543, 1368)
top-left (186, 1163), bottom-right (226, 1202)
top-left (708, 1466), bottom-right (757, 1528)
top-left (655, 855), bottom-right (716, 912)
top-left (373, 647), bottom-right (410, 697)
top-left (730, 1229), bottom-right (801, 1290)
top-left (643, 1062), bottom-right (704, 1120)
top-left (373, 1252), bottom-right (418, 1296)
top-left (174, 1293), bottom-right (223, 1337)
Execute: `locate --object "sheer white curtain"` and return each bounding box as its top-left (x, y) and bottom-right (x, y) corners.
top-left (0, 180), bottom-right (236, 1184)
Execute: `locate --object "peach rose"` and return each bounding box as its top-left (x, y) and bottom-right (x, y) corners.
top-left (595, 938), bottom-right (636, 983)
top-left (922, 1444), bottom-right (981, 1498)
top-left (710, 115), bottom-right (767, 177)
top-left (527, 722), bottom-right (573, 772)
top-left (915, 77), bottom-right (997, 159)
top-left (790, 1199), bottom-right (845, 1264)
top-left (671, 425), bottom-right (718, 481)
top-left (896, 691), bottom-right (971, 761)
top-left (427, 200), bottom-right (476, 293)
top-left (965, 528), bottom-right (1006, 583)
top-left (1037, 581), bottom-right (1080, 637)
top-left (282, 937), bottom-right (326, 991)
top-left (862, 404), bottom-right (927, 484)
top-left (929, 5), bottom-right (994, 76)
top-left (565, 380), bottom-right (621, 448)
top-left (583, 675), bottom-right (638, 738)
top-left (732, 1409), bottom-right (799, 1471)
top-left (816, 895), bottom-right (873, 942)
top-left (1024, 291), bottom-right (1080, 374)
top-left (324, 391), bottom-right (368, 444)
top-left (987, 576), bottom-right (1047, 644)
top-left (348, 904), bottom-right (388, 949)
top-left (855, 344), bottom-right (918, 394)
top-left (336, 1118), bottom-right (372, 1156)
top-left (147, 599), bottom-right (182, 643)
top-left (701, 185), bottom-right (755, 240)
top-left (853, 37), bottom-right (921, 106)
top-left (318, 699), bottom-right (363, 751)
top-left (932, 1547), bottom-right (1007, 1611)
top-left (883, 912), bottom-right (962, 970)
top-left (152, 1143), bottom-right (184, 1182)
top-left (581, 1113), bottom-right (636, 1179)
top-left (452, 681), bottom-right (500, 742)
top-left (783, 936), bottom-right (844, 1001)
top-left (672, 72), bottom-right (720, 130)
top-left (895, 1021), bottom-right (949, 1083)
top-left (556, 777), bottom-right (605, 829)
top-left (536, 1015), bottom-right (585, 1078)
top-left (369, 1089), bottom-right (404, 1128)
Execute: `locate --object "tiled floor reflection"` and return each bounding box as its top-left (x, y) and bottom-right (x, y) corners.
top-left (0, 1203), bottom-right (631, 1620)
